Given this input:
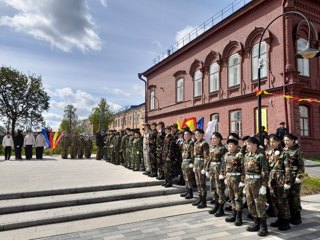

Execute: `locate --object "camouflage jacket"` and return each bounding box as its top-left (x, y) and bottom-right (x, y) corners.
top-left (132, 136), bottom-right (143, 157)
top-left (156, 130), bottom-right (165, 159)
top-left (162, 133), bottom-right (175, 161)
top-left (209, 144), bottom-right (227, 162)
top-left (284, 144), bottom-right (304, 179)
top-left (193, 139), bottom-right (209, 165)
top-left (222, 150), bottom-right (244, 181)
top-left (266, 148), bottom-right (291, 184)
top-left (244, 150), bottom-right (269, 186)
top-left (181, 139), bottom-right (194, 161)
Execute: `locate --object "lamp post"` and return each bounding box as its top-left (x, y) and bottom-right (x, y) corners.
top-left (138, 73), bottom-right (148, 123)
top-left (257, 11), bottom-right (319, 144)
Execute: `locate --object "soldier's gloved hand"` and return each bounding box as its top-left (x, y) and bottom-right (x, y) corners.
top-left (193, 168), bottom-right (195, 173)
top-left (284, 184), bottom-right (291, 190)
top-left (218, 174), bottom-right (224, 180)
top-left (239, 182), bottom-right (245, 188)
top-left (242, 187), bottom-right (246, 195)
top-left (205, 171), bottom-right (210, 178)
top-left (259, 185), bottom-right (267, 195)
top-left (189, 163), bottom-right (194, 168)
top-left (201, 169), bottom-right (206, 175)
top-left (295, 177), bottom-right (302, 184)
top-left (224, 179), bottom-right (228, 185)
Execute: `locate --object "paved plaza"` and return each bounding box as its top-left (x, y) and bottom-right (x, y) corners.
top-left (0, 156), bottom-right (319, 240)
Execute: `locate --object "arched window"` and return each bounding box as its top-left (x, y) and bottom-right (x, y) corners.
top-left (194, 70), bottom-right (202, 97)
top-left (297, 38), bottom-right (310, 77)
top-left (228, 53), bottom-right (240, 87)
top-left (209, 62), bottom-right (219, 92)
top-left (299, 105), bottom-right (309, 137)
top-left (252, 41), bottom-right (268, 80)
top-left (176, 78), bottom-right (184, 102)
top-left (150, 90), bottom-right (155, 110)
top-left (210, 113), bottom-right (219, 132)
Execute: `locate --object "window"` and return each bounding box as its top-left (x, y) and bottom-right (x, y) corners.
top-left (252, 41), bottom-right (268, 80)
top-left (150, 90), bottom-right (155, 110)
top-left (228, 53), bottom-right (241, 87)
top-left (176, 78), bottom-right (184, 102)
top-left (299, 106), bottom-right (309, 137)
top-left (210, 113), bottom-right (219, 132)
top-left (209, 63), bottom-right (219, 92)
top-left (230, 110), bottom-right (242, 136)
top-left (194, 70), bottom-right (202, 97)
top-left (297, 38), bottom-right (310, 77)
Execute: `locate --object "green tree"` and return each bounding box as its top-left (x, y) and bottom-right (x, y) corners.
top-left (89, 98), bottom-right (114, 132)
top-left (60, 104), bottom-right (78, 133)
top-left (0, 66), bottom-right (50, 135)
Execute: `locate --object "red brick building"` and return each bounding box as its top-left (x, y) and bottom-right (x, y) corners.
top-left (140, 0), bottom-right (320, 157)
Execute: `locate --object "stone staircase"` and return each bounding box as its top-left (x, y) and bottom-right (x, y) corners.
top-left (0, 181), bottom-right (192, 231)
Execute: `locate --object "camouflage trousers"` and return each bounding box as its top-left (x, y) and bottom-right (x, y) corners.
top-left (125, 149), bottom-right (131, 167)
top-left (181, 159), bottom-right (195, 189)
top-left (96, 146), bottom-right (104, 160)
top-left (194, 158), bottom-right (206, 196)
top-left (174, 156), bottom-right (183, 178)
top-left (70, 146), bottom-right (78, 159)
top-left (143, 145), bottom-right (151, 172)
top-left (61, 148), bottom-right (68, 159)
top-left (225, 175), bottom-right (243, 211)
top-left (245, 178), bottom-right (267, 218)
top-left (164, 160), bottom-right (173, 185)
top-left (289, 181), bottom-right (302, 215)
top-left (84, 147), bottom-right (92, 158)
top-left (208, 162), bottom-right (225, 203)
top-left (78, 148), bottom-right (84, 158)
top-left (132, 153), bottom-right (141, 171)
top-left (149, 148), bottom-right (157, 175)
top-left (157, 154), bottom-right (164, 178)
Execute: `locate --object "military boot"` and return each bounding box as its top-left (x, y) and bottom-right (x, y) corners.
top-left (225, 209), bottom-right (236, 222)
top-left (192, 196), bottom-right (202, 206)
top-left (234, 210), bottom-right (243, 226)
top-left (197, 193), bottom-right (207, 209)
top-left (247, 218), bottom-right (260, 232)
top-left (185, 188), bottom-right (193, 199)
top-left (208, 193), bottom-right (219, 214)
top-left (180, 188), bottom-right (188, 197)
top-left (214, 203), bottom-right (225, 217)
top-left (278, 218), bottom-right (291, 231)
top-left (290, 211), bottom-right (302, 225)
top-left (258, 218), bottom-right (268, 237)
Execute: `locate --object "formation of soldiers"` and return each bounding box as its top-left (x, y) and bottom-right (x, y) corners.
top-left (100, 121), bottom-right (304, 237)
top-left (60, 132), bottom-right (93, 159)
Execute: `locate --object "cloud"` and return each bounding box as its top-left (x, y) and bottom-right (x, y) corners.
top-left (100, 0), bottom-right (107, 7)
top-left (103, 87), bottom-right (131, 97)
top-left (0, 0), bottom-right (102, 52)
top-left (175, 25), bottom-right (196, 49)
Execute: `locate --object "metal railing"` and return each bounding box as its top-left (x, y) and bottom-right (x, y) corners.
top-left (152, 0), bottom-right (252, 65)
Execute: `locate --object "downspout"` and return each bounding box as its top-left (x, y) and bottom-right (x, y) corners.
top-left (138, 73), bottom-right (148, 124)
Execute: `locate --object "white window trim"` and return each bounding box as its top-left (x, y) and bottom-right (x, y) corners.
top-left (228, 53), bottom-right (241, 87)
top-left (209, 62), bottom-right (219, 92)
top-left (252, 41), bottom-right (268, 81)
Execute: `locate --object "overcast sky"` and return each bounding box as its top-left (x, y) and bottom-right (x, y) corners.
top-left (0, 0), bottom-right (236, 129)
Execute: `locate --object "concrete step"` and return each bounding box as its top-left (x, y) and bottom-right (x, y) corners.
top-left (0, 185), bottom-right (183, 214)
top-left (0, 194), bottom-right (194, 231)
top-left (0, 180), bottom-right (163, 200)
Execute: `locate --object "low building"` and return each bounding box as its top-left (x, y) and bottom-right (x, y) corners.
top-left (112, 103), bottom-right (145, 131)
top-left (140, 0), bottom-right (320, 157)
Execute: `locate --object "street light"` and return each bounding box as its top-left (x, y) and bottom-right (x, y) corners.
top-left (257, 11), bottom-right (320, 144)
top-left (138, 73), bottom-right (148, 123)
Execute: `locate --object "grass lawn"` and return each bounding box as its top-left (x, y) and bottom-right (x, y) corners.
top-left (307, 157), bottom-right (320, 163)
top-left (301, 174), bottom-right (320, 196)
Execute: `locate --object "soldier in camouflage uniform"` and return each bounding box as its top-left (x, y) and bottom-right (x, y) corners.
top-left (60, 132), bottom-right (70, 159)
top-left (180, 130), bottom-right (194, 199)
top-left (113, 131), bottom-right (121, 165)
top-left (95, 131), bottom-right (105, 160)
top-left (244, 137), bottom-right (269, 237)
top-left (84, 134), bottom-right (93, 159)
top-left (132, 130), bottom-right (143, 171)
top-left (143, 123), bottom-right (152, 175)
top-left (207, 132), bottom-right (227, 217)
top-left (156, 122), bottom-right (165, 180)
top-left (109, 131), bottom-right (116, 163)
top-left (267, 134), bottom-right (291, 231)
top-left (222, 138), bottom-right (244, 226)
top-left (70, 132), bottom-right (79, 159)
top-left (77, 134), bottom-right (85, 158)
top-left (120, 129), bottom-right (130, 167)
top-left (175, 128), bottom-right (185, 185)
top-left (149, 123), bottom-right (158, 177)
top-left (127, 129), bottom-right (135, 169)
top-left (192, 129), bottom-right (209, 209)
top-left (104, 130), bottom-right (111, 161)
top-left (283, 133), bottom-right (304, 225)
top-left (162, 126), bottom-right (175, 187)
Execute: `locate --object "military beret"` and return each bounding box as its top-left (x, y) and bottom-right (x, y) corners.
top-left (227, 138), bottom-right (239, 145)
top-left (125, 128), bottom-right (131, 131)
top-left (269, 134), bottom-right (281, 142)
top-left (284, 133), bottom-right (297, 141)
top-left (171, 123), bottom-right (178, 128)
top-left (212, 132), bottom-right (223, 140)
top-left (195, 128), bottom-right (204, 134)
top-left (228, 133), bottom-right (239, 140)
top-left (182, 126), bottom-right (190, 131)
top-left (164, 126), bottom-right (171, 130)
top-left (143, 122), bottom-right (150, 127)
top-left (157, 121), bottom-right (165, 127)
top-left (177, 130), bottom-right (184, 135)
top-left (280, 122), bottom-right (285, 125)
top-left (151, 122), bottom-right (157, 126)
top-left (184, 130), bottom-right (192, 135)
top-left (242, 135), bottom-right (250, 141)
top-left (247, 136), bottom-right (260, 146)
